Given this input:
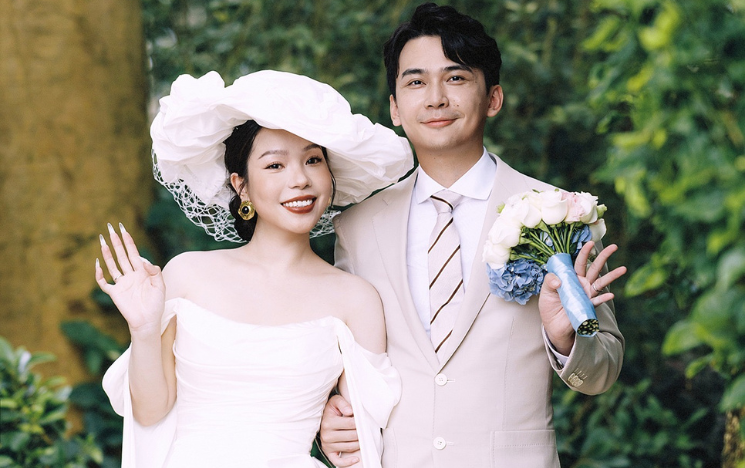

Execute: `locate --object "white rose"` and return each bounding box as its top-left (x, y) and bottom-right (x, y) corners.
top-left (487, 219), bottom-right (522, 248)
top-left (576, 192), bottom-right (600, 224)
top-left (483, 240), bottom-right (511, 269)
top-left (496, 206), bottom-right (524, 228)
top-left (589, 218), bottom-right (606, 242)
top-left (538, 190), bottom-right (568, 225)
top-left (563, 193), bottom-right (583, 223)
top-left (508, 196), bottom-right (542, 228)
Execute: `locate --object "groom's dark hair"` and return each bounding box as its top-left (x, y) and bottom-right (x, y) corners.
top-left (383, 3), bottom-right (502, 99)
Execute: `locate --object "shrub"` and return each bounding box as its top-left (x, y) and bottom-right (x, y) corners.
top-left (0, 337), bottom-right (101, 467)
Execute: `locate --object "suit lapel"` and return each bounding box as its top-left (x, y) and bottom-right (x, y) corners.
top-left (437, 156), bottom-right (530, 367)
top-left (372, 174), bottom-right (441, 371)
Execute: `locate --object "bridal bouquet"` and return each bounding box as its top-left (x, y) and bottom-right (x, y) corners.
top-left (482, 189), bottom-right (607, 336)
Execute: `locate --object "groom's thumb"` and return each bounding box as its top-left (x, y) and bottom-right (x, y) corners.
top-left (329, 394), bottom-right (354, 417)
top-left (544, 273), bottom-right (561, 291)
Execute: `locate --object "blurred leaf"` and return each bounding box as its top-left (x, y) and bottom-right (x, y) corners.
top-left (663, 320), bottom-right (703, 356)
top-left (721, 374), bottom-right (745, 410)
top-left (625, 261), bottom-right (668, 296)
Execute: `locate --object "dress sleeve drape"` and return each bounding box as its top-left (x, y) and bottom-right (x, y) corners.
top-left (334, 322), bottom-right (402, 468)
top-left (102, 301), bottom-right (179, 468)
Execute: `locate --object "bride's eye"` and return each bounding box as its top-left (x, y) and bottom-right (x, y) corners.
top-left (306, 156), bottom-right (323, 165)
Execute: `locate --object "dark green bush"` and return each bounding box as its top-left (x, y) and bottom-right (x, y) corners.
top-left (0, 337), bottom-right (101, 468)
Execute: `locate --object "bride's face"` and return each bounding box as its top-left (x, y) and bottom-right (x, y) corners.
top-left (242, 128), bottom-right (333, 236)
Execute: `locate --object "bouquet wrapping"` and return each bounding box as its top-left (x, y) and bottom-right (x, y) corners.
top-left (482, 189), bottom-right (607, 337)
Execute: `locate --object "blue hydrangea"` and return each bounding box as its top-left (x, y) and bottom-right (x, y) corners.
top-left (486, 259), bottom-right (546, 305)
top-left (571, 224), bottom-right (592, 254)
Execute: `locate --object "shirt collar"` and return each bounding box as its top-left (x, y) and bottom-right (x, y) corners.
top-left (414, 147), bottom-right (496, 204)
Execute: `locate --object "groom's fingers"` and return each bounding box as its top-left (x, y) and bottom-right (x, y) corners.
top-left (329, 394), bottom-right (354, 417)
top-left (326, 451), bottom-right (359, 467)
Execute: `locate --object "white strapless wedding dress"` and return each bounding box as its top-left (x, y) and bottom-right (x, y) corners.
top-left (103, 298), bottom-right (401, 468)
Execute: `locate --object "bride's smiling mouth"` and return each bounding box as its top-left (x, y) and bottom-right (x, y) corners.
top-left (281, 196), bottom-right (317, 214)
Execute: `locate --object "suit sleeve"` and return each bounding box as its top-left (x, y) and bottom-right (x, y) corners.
top-left (543, 240), bottom-right (625, 395)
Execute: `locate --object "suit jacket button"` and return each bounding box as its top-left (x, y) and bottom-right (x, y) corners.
top-left (433, 437), bottom-right (447, 450)
top-left (435, 373), bottom-right (448, 386)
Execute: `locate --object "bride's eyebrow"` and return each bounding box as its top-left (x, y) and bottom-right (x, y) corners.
top-left (304, 144), bottom-right (322, 151)
top-left (258, 149), bottom-right (288, 159)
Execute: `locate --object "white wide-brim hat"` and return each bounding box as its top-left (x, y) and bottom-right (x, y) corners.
top-left (150, 70), bottom-right (414, 242)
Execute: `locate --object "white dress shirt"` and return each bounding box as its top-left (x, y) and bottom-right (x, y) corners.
top-left (405, 148), bottom-right (570, 365)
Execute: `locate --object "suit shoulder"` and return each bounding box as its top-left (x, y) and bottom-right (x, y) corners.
top-left (494, 155), bottom-right (557, 193)
top-left (335, 173), bottom-right (414, 228)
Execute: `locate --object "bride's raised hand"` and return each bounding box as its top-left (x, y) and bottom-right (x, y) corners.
top-left (95, 223), bottom-right (166, 336)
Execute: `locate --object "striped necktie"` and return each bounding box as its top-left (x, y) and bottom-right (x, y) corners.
top-left (428, 190), bottom-right (465, 359)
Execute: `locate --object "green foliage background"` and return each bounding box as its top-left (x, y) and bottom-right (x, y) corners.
top-left (38, 0), bottom-right (742, 466)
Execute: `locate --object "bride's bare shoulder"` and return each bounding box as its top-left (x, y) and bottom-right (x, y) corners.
top-left (161, 249), bottom-right (238, 295)
top-left (326, 267), bottom-right (382, 313)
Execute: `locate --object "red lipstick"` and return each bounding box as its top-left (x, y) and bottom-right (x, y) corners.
top-left (281, 196), bottom-right (317, 214)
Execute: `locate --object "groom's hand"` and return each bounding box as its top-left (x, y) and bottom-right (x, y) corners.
top-left (538, 242), bottom-right (626, 356)
top-left (320, 394), bottom-right (360, 467)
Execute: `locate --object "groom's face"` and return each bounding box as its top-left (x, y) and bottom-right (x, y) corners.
top-left (389, 35), bottom-right (502, 158)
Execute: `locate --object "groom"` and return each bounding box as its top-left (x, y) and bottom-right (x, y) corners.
top-left (321, 3), bottom-right (624, 467)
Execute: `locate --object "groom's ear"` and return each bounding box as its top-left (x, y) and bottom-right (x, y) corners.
top-left (486, 85), bottom-right (504, 118)
top-left (389, 95), bottom-right (401, 126)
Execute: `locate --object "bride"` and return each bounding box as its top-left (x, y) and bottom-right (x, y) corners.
top-left (96, 70), bottom-right (411, 468)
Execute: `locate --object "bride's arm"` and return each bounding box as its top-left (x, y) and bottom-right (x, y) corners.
top-left (96, 224), bottom-right (178, 426)
top-left (342, 279), bottom-right (386, 354)
top-left (334, 277), bottom-right (388, 467)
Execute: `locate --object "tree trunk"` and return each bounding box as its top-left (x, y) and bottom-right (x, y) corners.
top-left (723, 408), bottom-right (745, 468)
top-left (0, 0), bottom-right (150, 386)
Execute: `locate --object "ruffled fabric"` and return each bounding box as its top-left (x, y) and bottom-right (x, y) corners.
top-left (102, 298), bottom-right (400, 468)
top-left (150, 71), bottom-right (414, 242)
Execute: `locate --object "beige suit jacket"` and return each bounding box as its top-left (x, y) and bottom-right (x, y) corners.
top-left (334, 155), bottom-right (624, 468)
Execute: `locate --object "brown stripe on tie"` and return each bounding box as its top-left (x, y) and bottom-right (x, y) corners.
top-left (429, 218), bottom-right (454, 253)
top-left (430, 279), bottom-right (464, 324)
top-left (434, 330), bottom-right (453, 353)
top-left (429, 245), bottom-right (460, 289)
top-left (430, 195), bottom-right (453, 211)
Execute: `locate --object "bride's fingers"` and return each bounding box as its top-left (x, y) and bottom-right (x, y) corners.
top-left (574, 241), bottom-right (595, 278)
top-left (142, 259), bottom-right (165, 289)
top-left (99, 234), bottom-right (123, 283)
top-left (95, 258), bottom-right (113, 294)
top-left (119, 223), bottom-right (144, 270)
top-left (107, 223), bottom-right (134, 274)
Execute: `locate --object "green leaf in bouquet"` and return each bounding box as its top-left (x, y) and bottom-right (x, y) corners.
top-left (662, 320), bottom-right (704, 356)
top-left (625, 261), bottom-right (668, 296)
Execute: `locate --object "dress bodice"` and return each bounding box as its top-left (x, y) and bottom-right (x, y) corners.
top-left (103, 298), bottom-right (401, 468)
top-left (165, 300), bottom-right (344, 466)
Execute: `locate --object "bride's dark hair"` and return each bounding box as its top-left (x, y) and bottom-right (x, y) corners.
top-left (224, 120), bottom-right (336, 242)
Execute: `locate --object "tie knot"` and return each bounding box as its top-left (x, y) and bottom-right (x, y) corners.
top-left (430, 190), bottom-right (463, 214)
